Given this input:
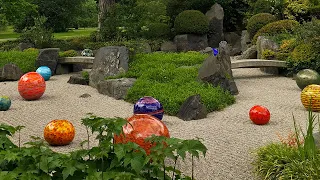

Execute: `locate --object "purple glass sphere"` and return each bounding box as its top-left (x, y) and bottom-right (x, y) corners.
top-left (133, 96), bottom-right (164, 120)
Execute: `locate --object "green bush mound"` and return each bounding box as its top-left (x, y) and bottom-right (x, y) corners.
top-left (291, 43), bottom-right (315, 63)
top-left (0, 40), bottom-right (20, 51)
top-left (59, 50), bottom-right (78, 57)
top-left (253, 20), bottom-right (300, 44)
top-left (121, 52), bottom-right (235, 115)
top-left (246, 13), bottom-right (277, 39)
top-left (174, 10), bottom-right (209, 35)
top-left (0, 50), bottom-right (39, 73)
top-left (143, 23), bottom-right (171, 39)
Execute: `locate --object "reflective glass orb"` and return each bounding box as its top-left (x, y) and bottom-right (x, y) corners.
top-left (301, 84), bottom-right (320, 111)
top-left (296, 69), bottom-right (320, 90)
top-left (18, 72), bottom-right (46, 100)
top-left (0, 96), bottom-right (11, 111)
top-left (36, 66), bottom-right (52, 81)
top-left (134, 96), bottom-right (164, 120)
top-left (249, 105), bottom-right (270, 125)
top-left (44, 119), bottom-right (75, 146)
top-left (114, 114), bottom-right (170, 154)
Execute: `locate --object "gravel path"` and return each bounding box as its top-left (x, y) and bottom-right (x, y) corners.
top-left (0, 68), bottom-right (312, 179)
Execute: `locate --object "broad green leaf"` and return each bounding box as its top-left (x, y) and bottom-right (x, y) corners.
top-left (62, 163), bottom-right (77, 180)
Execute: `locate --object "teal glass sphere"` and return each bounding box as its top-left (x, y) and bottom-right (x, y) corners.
top-left (36, 66), bottom-right (52, 81)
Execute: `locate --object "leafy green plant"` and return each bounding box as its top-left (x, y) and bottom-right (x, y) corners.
top-left (0, 50), bottom-right (38, 72)
top-left (174, 10), bottom-right (209, 35)
top-left (81, 71), bottom-right (89, 82)
top-left (254, 108), bottom-right (320, 179)
top-left (0, 114), bottom-right (207, 179)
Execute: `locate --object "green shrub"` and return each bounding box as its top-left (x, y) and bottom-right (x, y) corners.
top-left (59, 50), bottom-right (78, 57)
top-left (81, 71), bottom-right (89, 81)
top-left (174, 10), bottom-right (209, 35)
top-left (252, 0), bottom-right (274, 14)
top-left (261, 49), bottom-right (276, 60)
top-left (279, 38), bottom-right (297, 53)
top-left (123, 52), bottom-right (235, 115)
top-left (291, 43), bottom-right (315, 63)
top-left (246, 13), bottom-right (277, 39)
top-left (253, 19), bottom-right (300, 43)
top-left (142, 23), bottom-right (171, 39)
top-left (0, 51), bottom-right (38, 72)
top-left (309, 5), bottom-right (320, 18)
top-left (0, 40), bottom-right (20, 51)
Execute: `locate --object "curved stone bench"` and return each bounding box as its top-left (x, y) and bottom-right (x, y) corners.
top-left (231, 59), bottom-right (286, 69)
top-left (58, 57), bottom-right (94, 64)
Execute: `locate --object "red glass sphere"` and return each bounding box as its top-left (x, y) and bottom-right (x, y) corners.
top-left (249, 105), bottom-right (270, 125)
top-left (44, 119), bottom-right (75, 146)
top-left (114, 114), bottom-right (170, 154)
top-left (18, 72), bottom-right (46, 100)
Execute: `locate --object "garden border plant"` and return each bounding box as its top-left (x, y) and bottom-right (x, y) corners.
top-left (0, 114), bottom-right (207, 179)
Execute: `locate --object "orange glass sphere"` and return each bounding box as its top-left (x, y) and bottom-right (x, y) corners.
top-left (249, 105), bottom-right (270, 125)
top-left (301, 84), bottom-right (320, 111)
top-left (18, 72), bottom-right (46, 100)
top-left (44, 120), bottom-right (75, 146)
top-left (114, 114), bottom-right (170, 154)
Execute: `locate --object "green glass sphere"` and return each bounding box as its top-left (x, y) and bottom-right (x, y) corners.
top-left (296, 69), bottom-right (320, 90)
top-left (0, 96), bottom-right (11, 111)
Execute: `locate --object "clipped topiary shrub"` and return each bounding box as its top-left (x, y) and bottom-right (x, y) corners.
top-left (246, 13), bottom-right (277, 39)
top-left (0, 51), bottom-right (39, 73)
top-left (174, 10), bottom-right (209, 35)
top-left (142, 23), bottom-right (171, 39)
top-left (291, 43), bottom-right (315, 63)
top-left (253, 20), bottom-right (300, 43)
top-left (59, 50), bottom-right (78, 57)
top-left (279, 38), bottom-right (297, 53)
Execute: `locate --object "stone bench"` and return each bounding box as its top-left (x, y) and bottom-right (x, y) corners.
top-left (231, 59), bottom-right (286, 69)
top-left (58, 57), bottom-right (94, 64)
top-left (56, 57), bottom-right (94, 75)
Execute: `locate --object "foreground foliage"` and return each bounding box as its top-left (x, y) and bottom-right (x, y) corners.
top-left (0, 114), bottom-right (207, 179)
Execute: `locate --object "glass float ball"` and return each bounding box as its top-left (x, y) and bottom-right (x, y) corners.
top-left (0, 96), bottom-right (11, 111)
top-left (133, 96), bottom-right (164, 120)
top-left (249, 105), bottom-right (270, 125)
top-left (114, 114), bottom-right (170, 154)
top-left (301, 84), bottom-right (320, 111)
top-left (44, 119), bottom-right (75, 146)
top-left (81, 49), bottom-right (94, 57)
top-left (18, 72), bottom-right (46, 100)
top-left (295, 69), bottom-right (320, 90)
top-left (36, 66), bottom-right (52, 81)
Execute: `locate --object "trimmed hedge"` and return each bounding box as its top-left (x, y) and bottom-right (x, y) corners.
top-left (253, 20), bottom-right (300, 44)
top-left (122, 52), bottom-right (235, 115)
top-left (174, 10), bottom-right (209, 35)
top-left (0, 50), bottom-right (39, 73)
top-left (246, 13), bottom-right (277, 39)
top-left (142, 23), bottom-right (171, 39)
top-left (59, 50), bottom-right (78, 57)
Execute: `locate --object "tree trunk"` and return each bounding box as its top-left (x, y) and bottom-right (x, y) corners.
top-left (98, 0), bottom-right (115, 30)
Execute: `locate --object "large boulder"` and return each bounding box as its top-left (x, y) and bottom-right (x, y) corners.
top-left (0, 63), bottom-right (23, 81)
top-left (35, 48), bottom-right (60, 75)
top-left (224, 32), bottom-right (242, 56)
top-left (89, 46), bottom-right (129, 88)
top-left (256, 36), bottom-right (279, 59)
top-left (174, 34), bottom-right (208, 52)
top-left (160, 41), bottom-right (177, 52)
top-left (238, 45), bottom-right (257, 59)
top-left (19, 42), bottom-right (34, 51)
top-left (206, 3), bottom-right (224, 48)
top-left (97, 78), bottom-right (136, 100)
top-left (241, 30), bottom-right (251, 52)
top-left (198, 41), bottom-right (239, 95)
top-left (177, 94), bottom-right (208, 121)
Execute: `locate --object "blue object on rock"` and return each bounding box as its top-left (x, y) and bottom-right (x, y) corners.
top-left (213, 48), bottom-right (219, 56)
top-left (133, 96), bottom-right (164, 120)
top-left (36, 66), bottom-right (52, 81)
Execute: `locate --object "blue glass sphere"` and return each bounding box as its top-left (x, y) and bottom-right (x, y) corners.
top-left (133, 96), bottom-right (164, 120)
top-left (212, 48), bottom-right (219, 56)
top-left (36, 66), bottom-right (52, 81)
top-left (0, 96), bottom-right (11, 111)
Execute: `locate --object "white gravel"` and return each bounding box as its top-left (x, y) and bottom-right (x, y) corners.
top-left (0, 69), bottom-right (314, 180)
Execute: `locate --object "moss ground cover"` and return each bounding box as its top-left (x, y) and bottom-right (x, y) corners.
top-left (121, 52), bottom-right (235, 115)
top-left (0, 50), bottom-right (39, 73)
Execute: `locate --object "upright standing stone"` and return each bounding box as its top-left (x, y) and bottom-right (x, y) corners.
top-left (35, 48), bottom-right (60, 75)
top-left (198, 41), bottom-right (239, 95)
top-left (89, 46), bottom-right (129, 88)
top-left (0, 63), bottom-right (23, 81)
top-left (177, 94), bottom-right (208, 121)
top-left (206, 3), bottom-right (224, 48)
top-left (241, 30), bottom-right (251, 52)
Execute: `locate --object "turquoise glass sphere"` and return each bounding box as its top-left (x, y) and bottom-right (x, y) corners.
top-left (36, 66), bottom-right (52, 81)
top-left (0, 96), bottom-right (11, 111)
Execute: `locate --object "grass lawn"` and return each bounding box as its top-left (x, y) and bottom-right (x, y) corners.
top-left (0, 27), bottom-right (97, 42)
